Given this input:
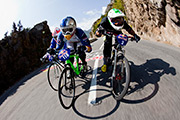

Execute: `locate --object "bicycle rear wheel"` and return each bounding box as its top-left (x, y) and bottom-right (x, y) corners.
top-left (112, 57), bottom-right (130, 100)
top-left (47, 62), bottom-right (63, 91)
top-left (58, 66), bottom-right (75, 109)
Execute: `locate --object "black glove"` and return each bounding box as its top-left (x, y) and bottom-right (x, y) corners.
top-left (98, 26), bottom-right (105, 33)
top-left (134, 34), bottom-right (141, 43)
top-left (47, 48), bottom-right (56, 55)
top-left (95, 26), bottom-right (105, 37)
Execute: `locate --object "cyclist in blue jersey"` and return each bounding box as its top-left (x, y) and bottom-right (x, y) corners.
top-left (41, 27), bottom-right (61, 62)
top-left (48, 16), bottom-right (92, 69)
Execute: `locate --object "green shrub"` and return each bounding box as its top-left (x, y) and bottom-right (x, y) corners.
top-left (92, 15), bottom-right (104, 33)
top-left (112, 0), bottom-right (125, 13)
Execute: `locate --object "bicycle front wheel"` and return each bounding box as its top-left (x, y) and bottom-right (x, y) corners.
top-left (47, 62), bottom-right (63, 91)
top-left (112, 57), bottom-right (130, 100)
top-left (58, 66), bottom-right (75, 109)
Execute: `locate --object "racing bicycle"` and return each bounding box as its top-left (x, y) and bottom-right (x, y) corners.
top-left (40, 50), bottom-right (64, 91)
top-left (104, 32), bottom-right (137, 100)
top-left (58, 47), bottom-right (87, 109)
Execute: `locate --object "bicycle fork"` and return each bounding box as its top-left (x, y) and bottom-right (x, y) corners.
top-left (111, 49), bottom-right (125, 93)
top-left (112, 49), bottom-right (124, 79)
top-left (112, 49), bottom-right (117, 79)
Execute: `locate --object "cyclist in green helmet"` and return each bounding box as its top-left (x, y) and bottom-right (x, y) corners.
top-left (95, 8), bottom-right (140, 72)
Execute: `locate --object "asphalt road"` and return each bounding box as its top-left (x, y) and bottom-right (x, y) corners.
top-left (0, 37), bottom-right (180, 120)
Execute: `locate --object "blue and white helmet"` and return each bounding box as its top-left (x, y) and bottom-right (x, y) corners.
top-left (60, 16), bottom-right (76, 40)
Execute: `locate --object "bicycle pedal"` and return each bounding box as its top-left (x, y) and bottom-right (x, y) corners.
top-left (80, 72), bottom-right (86, 78)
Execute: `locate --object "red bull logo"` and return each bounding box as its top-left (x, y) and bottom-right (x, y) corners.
top-left (118, 34), bottom-right (127, 41)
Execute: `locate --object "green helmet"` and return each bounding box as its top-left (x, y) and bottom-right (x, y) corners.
top-left (107, 8), bottom-right (125, 31)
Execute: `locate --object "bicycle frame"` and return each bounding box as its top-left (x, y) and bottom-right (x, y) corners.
top-left (65, 54), bottom-right (84, 76)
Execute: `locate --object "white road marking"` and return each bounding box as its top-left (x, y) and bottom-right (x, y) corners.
top-left (100, 43), bottom-right (104, 50)
top-left (88, 57), bottom-right (99, 105)
top-left (88, 42), bottom-right (103, 105)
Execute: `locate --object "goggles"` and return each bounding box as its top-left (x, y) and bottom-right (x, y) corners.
top-left (62, 27), bottom-right (73, 34)
top-left (111, 17), bottom-right (124, 26)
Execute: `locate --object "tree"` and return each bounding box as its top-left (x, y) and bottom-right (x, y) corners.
top-left (13, 22), bottom-right (17, 32)
top-left (4, 31), bottom-right (8, 38)
top-left (18, 20), bottom-right (23, 32)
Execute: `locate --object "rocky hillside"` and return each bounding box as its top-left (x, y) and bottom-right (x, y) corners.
top-left (91, 0), bottom-right (180, 47)
top-left (124, 0), bottom-right (180, 47)
top-left (0, 21), bottom-right (52, 95)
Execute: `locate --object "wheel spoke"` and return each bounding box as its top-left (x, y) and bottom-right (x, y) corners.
top-left (112, 57), bottom-right (130, 100)
top-left (47, 62), bottom-right (63, 91)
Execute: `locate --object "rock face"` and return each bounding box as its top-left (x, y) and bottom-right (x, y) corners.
top-left (0, 21), bottom-right (52, 95)
top-left (123, 0), bottom-right (180, 47)
top-left (91, 0), bottom-right (180, 47)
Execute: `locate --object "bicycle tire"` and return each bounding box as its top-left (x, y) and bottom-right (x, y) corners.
top-left (58, 66), bottom-right (75, 109)
top-left (47, 62), bottom-right (63, 91)
top-left (112, 57), bottom-right (130, 100)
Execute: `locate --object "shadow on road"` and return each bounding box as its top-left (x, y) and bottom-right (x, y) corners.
top-left (72, 58), bottom-right (176, 119)
top-left (72, 88), bottom-right (120, 119)
top-left (122, 58), bottom-right (176, 104)
top-left (72, 67), bottom-right (120, 119)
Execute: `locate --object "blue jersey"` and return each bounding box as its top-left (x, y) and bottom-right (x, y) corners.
top-left (49, 27), bottom-right (91, 50)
